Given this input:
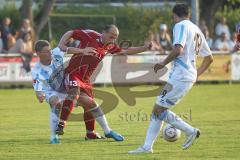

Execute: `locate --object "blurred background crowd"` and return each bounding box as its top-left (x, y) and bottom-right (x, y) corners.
top-left (1, 16), bottom-right (238, 55)
top-left (0, 0), bottom-right (239, 55)
top-left (145, 17), bottom-right (239, 53)
top-left (0, 17), bottom-right (34, 54)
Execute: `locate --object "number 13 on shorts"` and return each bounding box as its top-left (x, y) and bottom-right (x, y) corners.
top-left (69, 80), bottom-right (78, 86)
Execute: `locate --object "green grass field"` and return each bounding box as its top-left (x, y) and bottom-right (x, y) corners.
top-left (1, 84), bottom-right (240, 160)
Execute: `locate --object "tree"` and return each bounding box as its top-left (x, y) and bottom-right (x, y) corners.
top-left (200, 0), bottom-right (225, 37)
top-left (200, 0), bottom-right (240, 37)
top-left (20, 0), bottom-right (33, 22)
top-left (20, 0), bottom-right (56, 40)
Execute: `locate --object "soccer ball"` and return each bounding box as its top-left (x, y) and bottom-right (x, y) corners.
top-left (162, 124), bottom-right (181, 142)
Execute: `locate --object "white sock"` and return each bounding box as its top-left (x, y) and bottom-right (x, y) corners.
top-left (164, 110), bottom-right (195, 136)
top-left (143, 115), bottom-right (163, 150)
top-left (90, 106), bottom-right (111, 134)
top-left (96, 115), bottom-right (111, 134)
top-left (49, 107), bottom-right (60, 140)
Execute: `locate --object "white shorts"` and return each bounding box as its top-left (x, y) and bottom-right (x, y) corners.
top-left (45, 91), bottom-right (67, 104)
top-left (156, 80), bottom-right (194, 108)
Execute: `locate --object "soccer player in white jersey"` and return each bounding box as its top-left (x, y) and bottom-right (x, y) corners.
top-left (32, 40), bottom-right (102, 144)
top-left (31, 41), bottom-right (66, 144)
top-left (129, 4), bottom-right (213, 153)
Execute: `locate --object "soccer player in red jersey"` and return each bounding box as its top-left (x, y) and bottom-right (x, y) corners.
top-left (56, 24), bottom-right (152, 141)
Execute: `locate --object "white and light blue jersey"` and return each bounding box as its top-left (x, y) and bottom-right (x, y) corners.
top-left (31, 47), bottom-right (65, 93)
top-left (169, 20), bottom-right (212, 82)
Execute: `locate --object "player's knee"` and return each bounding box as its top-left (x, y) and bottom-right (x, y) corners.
top-left (66, 94), bottom-right (78, 101)
top-left (152, 104), bottom-right (167, 116)
top-left (81, 100), bottom-right (97, 111)
top-left (78, 93), bottom-right (97, 109)
top-left (66, 89), bottom-right (79, 101)
top-left (152, 106), bottom-right (169, 121)
top-left (89, 106), bottom-right (104, 118)
top-left (87, 99), bottom-right (97, 109)
top-left (49, 96), bottom-right (61, 107)
top-left (67, 88), bottom-right (80, 98)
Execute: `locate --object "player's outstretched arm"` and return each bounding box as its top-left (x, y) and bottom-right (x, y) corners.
top-left (58, 30), bottom-right (84, 54)
top-left (197, 55), bottom-right (213, 78)
top-left (58, 30), bottom-right (97, 55)
top-left (58, 30), bottom-right (74, 52)
top-left (154, 44), bottom-right (182, 73)
top-left (118, 42), bottom-right (152, 55)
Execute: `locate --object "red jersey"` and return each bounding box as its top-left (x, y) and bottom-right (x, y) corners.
top-left (65, 29), bottom-right (121, 84)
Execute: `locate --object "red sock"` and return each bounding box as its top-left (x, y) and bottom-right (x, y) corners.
top-left (60, 99), bottom-right (74, 121)
top-left (84, 111), bottom-right (96, 132)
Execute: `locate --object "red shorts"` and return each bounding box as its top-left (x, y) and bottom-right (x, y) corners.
top-left (64, 71), bottom-right (93, 98)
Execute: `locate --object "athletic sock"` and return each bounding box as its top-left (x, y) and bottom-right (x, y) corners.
top-left (50, 106), bottom-right (60, 140)
top-left (143, 114), bottom-right (164, 150)
top-left (84, 110), bottom-right (96, 133)
top-left (89, 106), bottom-right (111, 134)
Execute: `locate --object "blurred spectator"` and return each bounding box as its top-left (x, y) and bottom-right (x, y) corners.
top-left (18, 19), bottom-right (35, 41)
top-left (7, 34), bottom-right (16, 50)
top-left (0, 17), bottom-right (15, 50)
top-left (145, 30), bottom-right (162, 51)
top-left (203, 28), bottom-right (213, 49)
top-left (199, 19), bottom-right (208, 31)
top-left (9, 32), bottom-right (33, 72)
top-left (213, 32), bottom-right (231, 51)
top-left (8, 32), bottom-right (33, 54)
top-left (215, 17), bottom-right (230, 40)
top-left (223, 32), bottom-right (236, 72)
top-left (0, 31), bottom-right (3, 53)
top-left (156, 24), bottom-right (172, 51)
top-left (228, 32), bottom-right (237, 51)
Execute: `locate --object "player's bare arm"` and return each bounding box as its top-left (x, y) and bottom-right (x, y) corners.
top-left (35, 91), bottom-right (45, 103)
top-left (197, 55), bottom-right (213, 78)
top-left (154, 44), bottom-right (183, 73)
top-left (117, 42), bottom-right (153, 55)
top-left (58, 30), bottom-right (74, 52)
top-left (58, 30), bottom-right (97, 55)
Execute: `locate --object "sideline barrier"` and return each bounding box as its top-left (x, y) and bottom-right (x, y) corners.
top-left (0, 51), bottom-right (239, 86)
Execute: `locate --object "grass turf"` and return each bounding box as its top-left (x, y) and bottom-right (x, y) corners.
top-left (0, 84), bottom-right (240, 160)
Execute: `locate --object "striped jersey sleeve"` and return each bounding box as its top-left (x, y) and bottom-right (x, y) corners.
top-left (173, 23), bottom-right (187, 48)
top-left (31, 65), bottom-right (44, 91)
